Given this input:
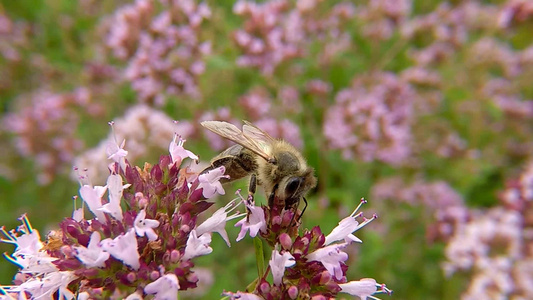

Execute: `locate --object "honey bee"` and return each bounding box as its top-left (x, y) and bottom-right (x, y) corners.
top-left (201, 120), bottom-right (317, 219)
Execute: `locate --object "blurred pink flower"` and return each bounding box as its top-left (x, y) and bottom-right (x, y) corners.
top-left (323, 72), bottom-right (414, 165)
top-left (106, 0), bottom-right (211, 104)
top-left (233, 0), bottom-right (355, 75)
top-left (3, 89), bottom-right (102, 184)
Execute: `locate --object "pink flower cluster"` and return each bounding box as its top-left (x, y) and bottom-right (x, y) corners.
top-left (74, 105), bottom-right (193, 183)
top-left (371, 177), bottom-right (467, 241)
top-left (3, 89), bottom-right (103, 184)
top-left (323, 72), bottom-right (414, 165)
top-left (233, 0), bottom-right (355, 74)
top-left (106, 0), bottom-right (212, 104)
top-left (356, 0), bottom-right (412, 41)
top-left (1, 127), bottom-right (391, 300)
top-left (498, 0), bottom-right (533, 28)
top-left (443, 162), bottom-right (533, 299)
top-left (224, 198), bottom-right (391, 299)
top-left (401, 2), bottom-right (501, 66)
top-left (0, 10), bottom-right (30, 63)
top-left (238, 87), bottom-right (304, 148)
top-left (1, 131), bottom-right (226, 299)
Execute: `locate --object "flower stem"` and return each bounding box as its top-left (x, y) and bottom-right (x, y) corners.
top-left (253, 236), bottom-right (265, 278)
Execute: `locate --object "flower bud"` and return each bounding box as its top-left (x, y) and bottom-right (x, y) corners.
top-left (127, 272), bottom-right (137, 283)
top-left (319, 270), bottom-right (332, 285)
top-left (259, 281), bottom-right (270, 294)
top-left (150, 271), bottom-right (160, 281)
top-left (170, 249), bottom-right (180, 263)
top-left (287, 285), bottom-right (298, 299)
top-left (279, 233), bottom-right (293, 250)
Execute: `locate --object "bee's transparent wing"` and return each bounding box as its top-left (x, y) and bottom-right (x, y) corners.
top-left (242, 120), bottom-right (276, 156)
top-left (201, 121), bottom-right (273, 161)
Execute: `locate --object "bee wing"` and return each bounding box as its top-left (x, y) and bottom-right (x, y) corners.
top-left (201, 121), bottom-right (274, 161)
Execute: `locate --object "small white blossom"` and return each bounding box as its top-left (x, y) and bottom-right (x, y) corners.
top-left (182, 230), bottom-right (213, 261)
top-left (101, 174), bottom-right (129, 221)
top-left (197, 166), bottom-right (228, 198)
top-left (269, 249), bottom-right (295, 286)
top-left (307, 243), bottom-right (349, 280)
top-left (134, 210), bottom-right (160, 241)
top-left (169, 133), bottom-right (199, 165)
top-left (14, 271), bottom-right (77, 300)
top-left (196, 199), bottom-right (241, 247)
top-left (235, 201), bottom-right (267, 241)
top-left (74, 232), bottom-right (110, 268)
top-left (1, 216), bottom-right (58, 274)
top-left (144, 274), bottom-right (180, 300)
top-left (72, 208), bottom-right (84, 222)
top-left (79, 184), bottom-right (107, 222)
top-left (106, 138), bottom-right (128, 164)
top-left (100, 229), bottom-right (140, 270)
top-left (77, 291), bottom-right (91, 300)
top-left (325, 217), bottom-right (362, 245)
top-left (106, 122), bottom-right (128, 171)
top-left (339, 278), bottom-right (380, 300)
top-left (9, 230), bottom-right (43, 258)
top-left (326, 199), bottom-right (376, 245)
top-left (125, 291), bottom-right (144, 300)
top-left (222, 291), bottom-right (263, 300)
top-left (13, 253), bottom-right (58, 274)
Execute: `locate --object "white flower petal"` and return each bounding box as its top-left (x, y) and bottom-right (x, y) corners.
top-left (145, 274), bottom-right (180, 300)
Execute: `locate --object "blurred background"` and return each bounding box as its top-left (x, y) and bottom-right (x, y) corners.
top-left (1, 0), bottom-right (532, 299)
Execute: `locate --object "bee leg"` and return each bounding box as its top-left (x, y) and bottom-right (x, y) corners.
top-left (248, 174), bottom-right (257, 202)
top-left (289, 197), bottom-right (308, 227)
top-left (297, 197), bottom-right (308, 222)
top-left (268, 184), bottom-right (279, 208)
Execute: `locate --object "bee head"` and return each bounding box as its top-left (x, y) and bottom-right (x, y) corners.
top-left (280, 167), bottom-right (317, 207)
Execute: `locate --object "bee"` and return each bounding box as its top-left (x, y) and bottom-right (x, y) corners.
top-left (201, 120), bottom-right (317, 219)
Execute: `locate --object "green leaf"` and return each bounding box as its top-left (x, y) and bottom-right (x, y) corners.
top-left (253, 236), bottom-right (265, 278)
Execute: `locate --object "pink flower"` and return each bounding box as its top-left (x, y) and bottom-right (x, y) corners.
top-left (235, 201), bottom-right (267, 241)
top-left (106, 137), bottom-right (128, 166)
top-left (144, 273), bottom-right (180, 300)
top-left (106, 121), bottom-right (128, 171)
top-left (325, 217), bottom-right (362, 245)
top-left (307, 243), bottom-right (349, 280)
top-left (100, 229), bottom-right (140, 270)
top-left (338, 278), bottom-right (378, 300)
top-left (169, 133), bottom-right (199, 165)
top-left (182, 230), bottom-right (213, 261)
top-left (134, 209), bottom-right (160, 241)
top-left (196, 199), bottom-right (242, 247)
top-left (197, 166), bottom-right (228, 198)
top-left (74, 232), bottom-right (110, 268)
top-left (101, 174), bottom-right (129, 222)
top-left (222, 291), bottom-right (263, 300)
top-left (325, 199), bottom-right (376, 245)
top-left (79, 184), bottom-right (107, 222)
top-left (269, 249), bottom-right (295, 286)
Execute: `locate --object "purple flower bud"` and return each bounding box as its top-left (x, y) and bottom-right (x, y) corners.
top-left (279, 233), bottom-right (293, 250)
top-left (319, 270), bottom-right (332, 285)
top-left (259, 280), bottom-right (271, 294)
top-left (127, 272), bottom-right (137, 283)
top-left (170, 249), bottom-right (180, 263)
top-left (287, 285), bottom-right (298, 299)
top-left (150, 271), bottom-right (160, 281)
